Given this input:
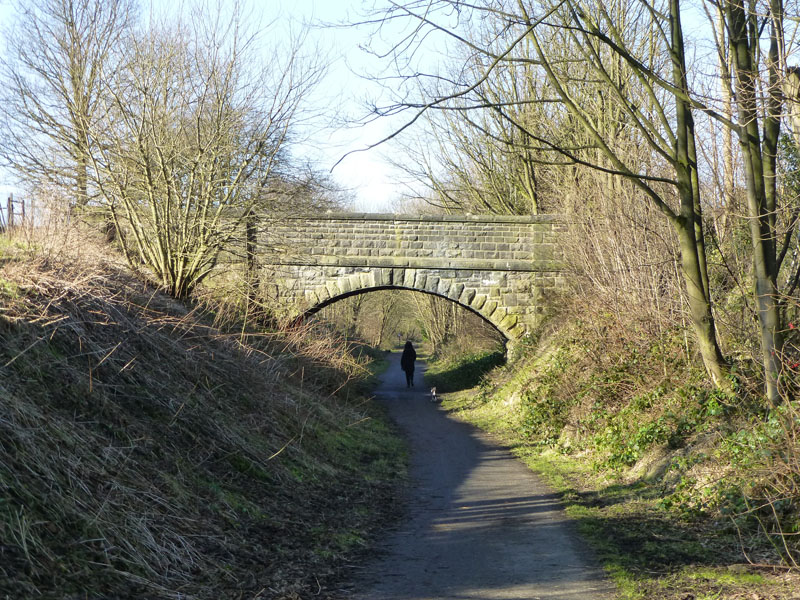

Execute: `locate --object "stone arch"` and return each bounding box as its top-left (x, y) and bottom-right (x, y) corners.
top-left (297, 267), bottom-right (525, 341)
top-left (263, 212), bottom-right (565, 341)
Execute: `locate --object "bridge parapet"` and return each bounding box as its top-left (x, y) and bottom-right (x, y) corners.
top-left (260, 213), bottom-right (565, 340)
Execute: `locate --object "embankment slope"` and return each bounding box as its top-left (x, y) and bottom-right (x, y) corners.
top-left (0, 237), bottom-right (405, 599)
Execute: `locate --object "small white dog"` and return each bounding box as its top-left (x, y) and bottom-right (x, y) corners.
top-left (430, 387), bottom-right (438, 402)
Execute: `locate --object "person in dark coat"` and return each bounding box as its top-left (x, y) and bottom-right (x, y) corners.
top-left (400, 341), bottom-right (417, 388)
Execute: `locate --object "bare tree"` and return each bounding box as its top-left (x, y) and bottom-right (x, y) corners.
top-left (361, 0), bottom-right (731, 388)
top-left (369, 291), bottom-right (403, 347)
top-left (395, 54), bottom-right (557, 215)
top-left (717, 0), bottom-right (795, 403)
top-left (410, 293), bottom-right (449, 356)
top-left (0, 0), bottom-right (134, 210)
top-left (316, 291), bottom-right (369, 339)
top-left (89, 6), bottom-right (326, 298)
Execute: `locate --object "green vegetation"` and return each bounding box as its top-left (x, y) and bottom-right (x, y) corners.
top-left (5, 0), bottom-right (800, 597)
top-left (432, 308), bottom-right (800, 599)
top-left (0, 233), bottom-right (407, 599)
top-left (424, 349), bottom-right (505, 393)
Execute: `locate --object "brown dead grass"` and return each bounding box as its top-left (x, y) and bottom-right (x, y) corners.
top-left (0, 226), bottom-right (405, 599)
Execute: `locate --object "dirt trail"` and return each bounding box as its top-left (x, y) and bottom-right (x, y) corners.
top-left (349, 352), bottom-right (614, 600)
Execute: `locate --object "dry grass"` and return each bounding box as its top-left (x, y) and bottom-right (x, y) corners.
top-left (439, 293), bottom-right (800, 598)
top-left (0, 224), bottom-right (405, 599)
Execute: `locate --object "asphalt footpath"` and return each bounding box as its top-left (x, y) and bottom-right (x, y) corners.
top-left (347, 351), bottom-right (615, 600)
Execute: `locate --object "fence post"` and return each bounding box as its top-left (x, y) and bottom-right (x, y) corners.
top-left (7, 194), bottom-right (13, 229)
top-left (246, 208), bottom-right (258, 308)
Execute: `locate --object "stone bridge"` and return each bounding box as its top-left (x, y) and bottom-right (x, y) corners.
top-left (260, 213), bottom-right (565, 341)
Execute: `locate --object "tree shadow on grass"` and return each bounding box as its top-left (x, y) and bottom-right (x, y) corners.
top-left (424, 350), bottom-right (506, 393)
top-left (557, 479), bottom-right (748, 576)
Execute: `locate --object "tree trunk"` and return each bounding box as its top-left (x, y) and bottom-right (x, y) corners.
top-left (726, 0), bottom-right (784, 403)
top-left (674, 215), bottom-right (729, 387)
top-left (670, 0), bottom-right (730, 388)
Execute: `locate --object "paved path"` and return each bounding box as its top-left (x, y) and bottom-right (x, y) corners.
top-left (350, 352), bottom-right (614, 600)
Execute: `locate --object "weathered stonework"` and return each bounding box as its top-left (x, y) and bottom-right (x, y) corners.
top-left (261, 213), bottom-right (565, 340)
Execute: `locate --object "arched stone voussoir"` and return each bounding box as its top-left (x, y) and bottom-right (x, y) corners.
top-left (359, 272), bottom-right (374, 288)
top-left (315, 284), bottom-right (331, 304)
top-left (424, 275), bottom-right (441, 294)
top-left (347, 274), bottom-right (362, 292)
top-left (325, 280), bottom-right (342, 298)
top-left (305, 289), bottom-right (320, 306)
top-left (483, 299), bottom-right (499, 320)
top-left (264, 212), bottom-right (565, 339)
top-left (287, 267), bottom-right (541, 343)
top-left (470, 293), bottom-right (488, 311)
top-left (436, 278), bottom-right (452, 297)
top-left (488, 305), bottom-right (507, 325)
top-left (447, 282), bottom-right (465, 302)
top-left (338, 275), bottom-right (354, 294)
top-left (459, 287), bottom-right (477, 305)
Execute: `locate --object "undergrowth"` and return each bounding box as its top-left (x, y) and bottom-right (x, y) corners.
top-left (0, 229), bottom-right (407, 599)
top-left (423, 348), bottom-right (505, 393)
top-left (435, 299), bottom-right (800, 599)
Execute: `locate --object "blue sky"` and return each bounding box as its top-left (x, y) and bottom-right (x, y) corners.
top-left (274, 0), bottom-right (411, 211)
top-left (0, 0), bottom-right (417, 213)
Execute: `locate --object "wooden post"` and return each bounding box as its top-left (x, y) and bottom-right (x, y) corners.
top-left (245, 209), bottom-right (258, 308)
top-left (7, 194), bottom-right (13, 229)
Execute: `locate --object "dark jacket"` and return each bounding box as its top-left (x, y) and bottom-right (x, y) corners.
top-left (400, 342), bottom-right (416, 372)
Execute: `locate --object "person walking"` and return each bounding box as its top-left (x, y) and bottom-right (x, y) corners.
top-left (400, 341), bottom-right (417, 388)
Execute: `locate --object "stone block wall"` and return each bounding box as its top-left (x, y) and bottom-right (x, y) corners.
top-left (260, 213), bottom-right (565, 339)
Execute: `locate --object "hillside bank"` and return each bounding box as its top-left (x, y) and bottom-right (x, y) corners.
top-left (0, 233), bottom-right (407, 599)
top-left (426, 312), bottom-right (800, 600)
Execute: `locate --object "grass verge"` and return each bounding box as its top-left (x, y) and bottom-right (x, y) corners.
top-left (434, 339), bottom-right (800, 600)
top-left (0, 230), bottom-right (407, 599)
top-left (424, 349), bottom-right (505, 393)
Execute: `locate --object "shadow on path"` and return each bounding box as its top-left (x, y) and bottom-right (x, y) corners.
top-left (347, 352), bottom-right (614, 600)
